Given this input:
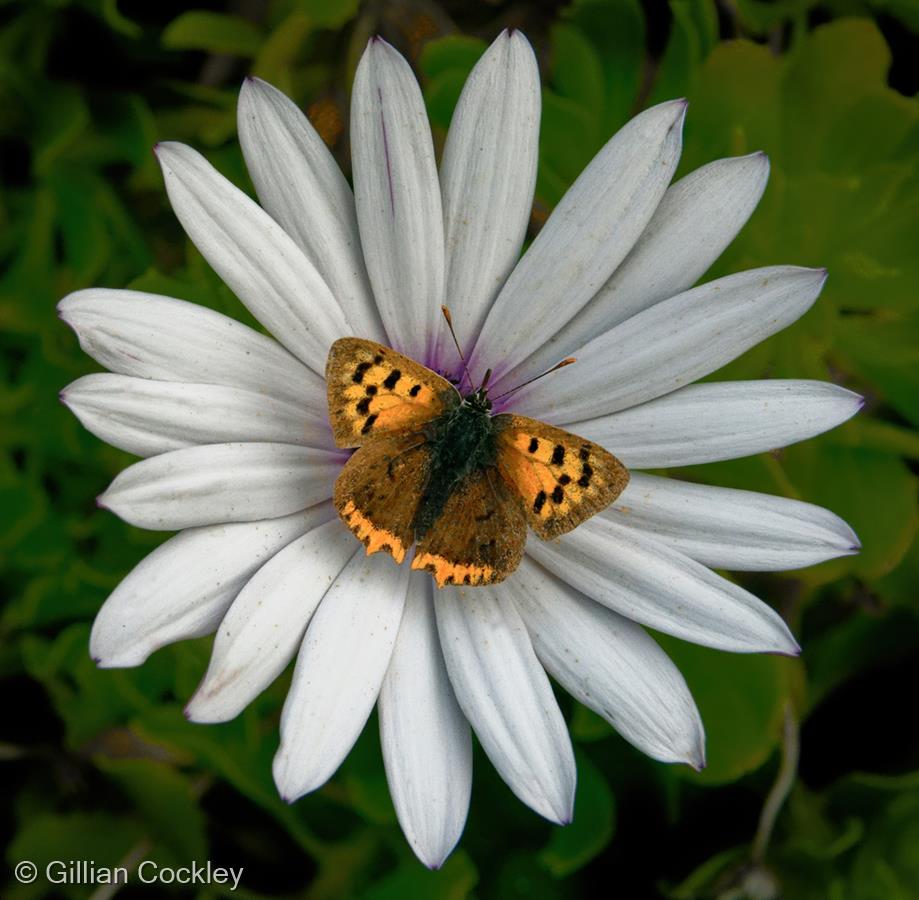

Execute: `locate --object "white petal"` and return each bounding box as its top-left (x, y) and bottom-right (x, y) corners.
top-left (58, 288), bottom-right (324, 408)
top-left (606, 472), bottom-right (860, 571)
top-left (155, 142), bottom-right (350, 372)
top-left (61, 373), bottom-right (333, 457)
top-left (238, 77), bottom-right (385, 343)
top-left (186, 519), bottom-right (358, 723)
top-left (98, 443), bottom-right (343, 530)
top-left (526, 517), bottom-right (800, 655)
top-left (436, 30), bottom-right (540, 361)
top-left (513, 266), bottom-right (827, 423)
top-left (510, 556), bottom-right (704, 768)
top-left (379, 575), bottom-right (472, 869)
top-left (351, 38), bottom-right (444, 363)
top-left (575, 380), bottom-right (863, 468)
top-left (470, 100), bottom-right (686, 382)
top-left (273, 553), bottom-right (410, 801)
top-left (90, 504), bottom-right (334, 667)
top-left (435, 588), bottom-right (576, 823)
top-left (504, 152), bottom-right (770, 387)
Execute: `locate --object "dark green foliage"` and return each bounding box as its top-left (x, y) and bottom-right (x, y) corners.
top-left (2, 1), bottom-right (918, 897)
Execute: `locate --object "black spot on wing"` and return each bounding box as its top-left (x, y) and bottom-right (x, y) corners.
top-left (361, 413), bottom-right (378, 434)
top-left (551, 444), bottom-right (565, 465)
top-left (356, 397), bottom-right (371, 414)
top-left (551, 485), bottom-right (564, 504)
top-left (533, 490), bottom-right (547, 514)
top-left (383, 369), bottom-right (402, 390)
top-left (409, 384), bottom-right (421, 397)
top-left (352, 361), bottom-right (372, 384)
top-left (528, 437), bottom-right (539, 454)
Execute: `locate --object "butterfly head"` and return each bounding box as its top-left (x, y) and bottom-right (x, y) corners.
top-left (461, 368), bottom-right (493, 414)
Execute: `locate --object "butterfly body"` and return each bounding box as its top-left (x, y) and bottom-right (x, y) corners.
top-left (414, 389), bottom-right (497, 538)
top-left (326, 338), bottom-right (629, 587)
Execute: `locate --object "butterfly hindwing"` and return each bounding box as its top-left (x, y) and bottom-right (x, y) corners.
top-left (493, 414), bottom-right (629, 539)
top-left (326, 338), bottom-right (460, 448)
top-left (412, 467), bottom-right (527, 587)
top-left (333, 433), bottom-right (431, 563)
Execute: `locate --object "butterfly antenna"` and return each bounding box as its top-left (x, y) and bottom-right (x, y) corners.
top-left (491, 358), bottom-right (577, 403)
top-left (441, 305), bottom-right (474, 389)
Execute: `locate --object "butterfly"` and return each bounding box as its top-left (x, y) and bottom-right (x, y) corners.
top-left (326, 336), bottom-right (629, 587)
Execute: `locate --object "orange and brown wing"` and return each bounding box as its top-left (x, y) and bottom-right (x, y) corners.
top-left (333, 433), bottom-right (431, 564)
top-left (493, 414), bottom-right (629, 539)
top-left (326, 338), bottom-right (459, 448)
top-left (411, 467), bottom-right (527, 587)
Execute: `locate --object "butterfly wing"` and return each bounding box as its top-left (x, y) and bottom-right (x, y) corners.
top-left (412, 467), bottom-right (527, 587)
top-left (326, 338), bottom-right (460, 448)
top-left (334, 433), bottom-right (431, 564)
top-left (493, 414), bottom-right (629, 539)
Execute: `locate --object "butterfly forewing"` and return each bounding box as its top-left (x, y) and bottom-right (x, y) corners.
top-left (412, 467), bottom-right (527, 587)
top-left (493, 414), bottom-right (629, 539)
top-left (333, 433), bottom-right (431, 563)
top-left (326, 338), bottom-right (459, 448)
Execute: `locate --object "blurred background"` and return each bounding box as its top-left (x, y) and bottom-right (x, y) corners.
top-left (2, 0), bottom-right (918, 897)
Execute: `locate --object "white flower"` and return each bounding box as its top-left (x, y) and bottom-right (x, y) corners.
top-left (59, 31), bottom-right (861, 868)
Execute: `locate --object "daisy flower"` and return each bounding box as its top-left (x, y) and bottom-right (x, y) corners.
top-left (59, 31), bottom-right (861, 867)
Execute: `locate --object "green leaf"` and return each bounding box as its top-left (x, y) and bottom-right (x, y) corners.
top-left (295, 0), bottom-right (362, 29)
top-left (80, 0), bottom-right (143, 39)
top-left (161, 11), bottom-right (264, 56)
top-left (424, 69), bottom-right (474, 133)
top-left (132, 705), bottom-right (324, 856)
top-left (648, 0), bottom-right (718, 106)
top-left (782, 442), bottom-right (918, 579)
top-left (570, 703), bottom-right (614, 742)
top-left (49, 172), bottom-right (109, 282)
top-left (494, 854), bottom-right (567, 900)
top-left (547, 23), bottom-right (605, 131)
top-left (540, 751), bottom-right (615, 876)
top-left (835, 315), bottom-right (919, 427)
top-left (358, 851), bottom-right (477, 900)
top-left (419, 35), bottom-right (487, 82)
top-left (876, 531), bottom-right (919, 612)
top-left (879, 0), bottom-right (919, 31)
top-left (6, 813), bottom-right (146, 896)
top-left (419, 36), bottom-right (488, 132)
top-left (657, 636), bottom-right (798, 785)
top-left (805, 609), bottom-right (919, 708)
top-left (338, 720), bottom-right (396, 825)
top-left (96, 758), bottom-right (208, 863)
top-left (32, 85), bottom-right (90, 176)
top-left (539, 90), bottom-right (596, 190)
top-left (19, 624), bottom-right (175, 748)
top-left (663, 844), bottom-right (749, 899)
top-left (679, 39), bottom-right (782, 171)
top-left (252, 12), bottom-right (315, 88)
top-left (781, 19), bottom-right (892, 174)
top-left (732, 0), bottom-right (815, 35)
top-left (566, 0), bottom-right (645, 133)
top-left (848, 790), bottom-right (919, 898)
